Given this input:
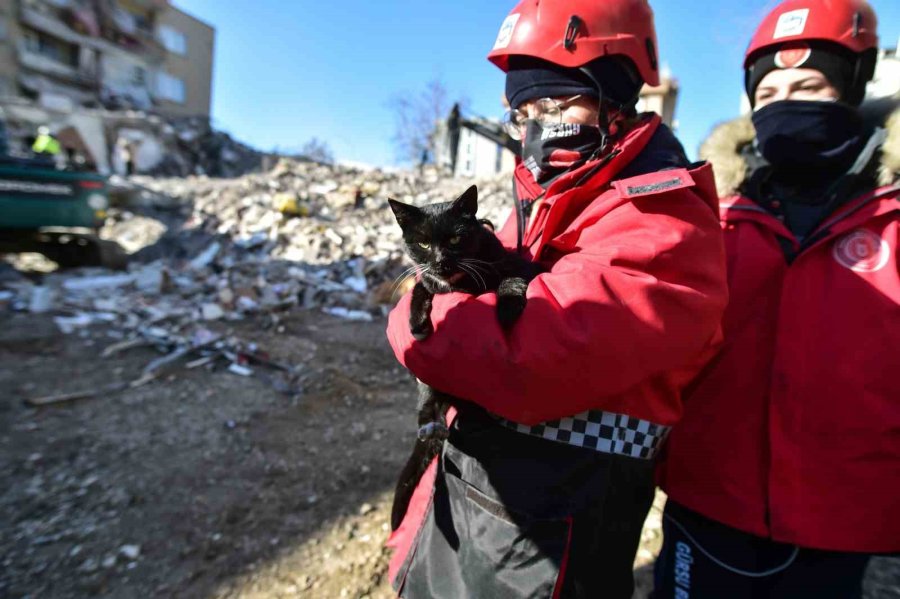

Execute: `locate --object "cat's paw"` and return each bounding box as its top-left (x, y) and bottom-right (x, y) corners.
top-left (417, 421), bottom-right (449, 441)
top-left (496, 295), bottom-right (527, 329)
top-left (410, 319), bottom-right (433, 340)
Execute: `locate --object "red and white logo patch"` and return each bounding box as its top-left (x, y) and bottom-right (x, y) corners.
top-left (775, 42), bottom-right (812, 69)
top-left (832, 229), bottom-right (890, 272)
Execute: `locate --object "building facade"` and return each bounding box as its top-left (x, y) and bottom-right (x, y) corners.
top-left (0, 0), bottom-right (213, 117)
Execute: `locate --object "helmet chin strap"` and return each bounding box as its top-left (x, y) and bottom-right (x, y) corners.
top-left (578, 66), bottom-right (624, 160)
top-left (569, 65), bottom-right (631, 187)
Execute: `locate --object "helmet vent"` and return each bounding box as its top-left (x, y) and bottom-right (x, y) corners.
top-left (564, 15), bottom-right (583, 50)
top-left (852, 11), bottom-right (861, 37)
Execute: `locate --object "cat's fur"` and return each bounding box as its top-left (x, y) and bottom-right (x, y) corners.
top-left (387, 184), bottom-right (543, 530)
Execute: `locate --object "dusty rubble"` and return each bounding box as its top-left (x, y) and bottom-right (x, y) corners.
top-left (1, 98), bottom-right (263, 179)
top-left (1, 159), bottom-right (515, 400)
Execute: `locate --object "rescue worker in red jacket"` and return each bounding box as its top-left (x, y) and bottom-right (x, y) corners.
top-left (384, 1), bottom-right (728, 597)
top-left (654, 1), bottom-right (900, 597)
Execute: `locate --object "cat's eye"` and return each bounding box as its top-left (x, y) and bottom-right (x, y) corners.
top-left (418, 242), bottom-right (430, 249)
top-left (448, 236), bottom-right (460, 245)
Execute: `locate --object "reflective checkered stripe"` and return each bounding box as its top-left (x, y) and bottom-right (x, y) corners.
top-left (495, 410), bottom-right (671, 459)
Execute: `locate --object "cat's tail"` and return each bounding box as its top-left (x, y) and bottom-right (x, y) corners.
top-left (390, 437), bottom-right (441, 531)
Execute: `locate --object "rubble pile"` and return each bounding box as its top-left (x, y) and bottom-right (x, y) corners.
top-left (0, 98), bottom-right (264, 178)
top-left (145, 116), bottom-right (264, 178)
top-left (0, 160), bottom-right (516, 396)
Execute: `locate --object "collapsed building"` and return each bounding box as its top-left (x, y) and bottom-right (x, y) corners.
top-left (0, 0), bottom-right (259, 176)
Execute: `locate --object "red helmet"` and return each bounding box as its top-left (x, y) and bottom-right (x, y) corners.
top-left (487, 0), bottom-right (660, 87)
top-left (744, 0), bottom-right (878, 67)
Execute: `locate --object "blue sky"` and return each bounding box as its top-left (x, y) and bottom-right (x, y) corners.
top-left (174, 0), bottom-right (900, 167)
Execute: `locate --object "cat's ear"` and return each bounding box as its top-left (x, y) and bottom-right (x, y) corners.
top-left (388, 198), bottom-right (423, 229)
top-left (452, 185), bottom-right (478, 218)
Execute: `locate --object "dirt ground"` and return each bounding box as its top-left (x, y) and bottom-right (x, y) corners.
top-left (1, 307), bottom-right (898, 599)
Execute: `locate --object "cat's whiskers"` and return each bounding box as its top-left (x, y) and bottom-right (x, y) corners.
top-left (458, 263), bottom-right (486, 291)
top-left (460, 260), bottom-right (493, 286)
top-left (461, 258), bottom-right (499, 276)
top-left (462, 258), bottom-right (502, 268)
top-left (390, 264), bottom-right (421, 296)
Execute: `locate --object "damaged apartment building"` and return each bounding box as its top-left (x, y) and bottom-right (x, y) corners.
top-left (0, 0), bottom-right (254, 176)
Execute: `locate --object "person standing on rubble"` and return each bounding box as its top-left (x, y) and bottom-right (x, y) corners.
top-left (654, 1), bottom-right (900, 597)
top-left (384, 1), bottom-right (729, 597)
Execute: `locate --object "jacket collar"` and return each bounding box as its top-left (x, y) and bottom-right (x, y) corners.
top-left (721, 184), bottom-right (899, 244)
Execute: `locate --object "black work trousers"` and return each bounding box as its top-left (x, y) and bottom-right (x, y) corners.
top-left (398, 407), bottom-right (656, 599)
top-left (652, 500), bottom-right (872, 599)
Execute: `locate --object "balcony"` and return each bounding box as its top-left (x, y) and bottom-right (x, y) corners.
top-left (18, 46), bottom-right (98, 88)
top-left (20, 5), bottom-right (106, 52)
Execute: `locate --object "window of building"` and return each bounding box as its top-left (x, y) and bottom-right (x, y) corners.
top-left (158, 25), bottom-right (187, 55)
top-left (156, 72), bottom-right (185, 103)
top-left (133, 66), bottom-right (147, 86)
top-left (21, 27), bottom-right (78, 68)
top-left (459, 130), bottom-right (475, 177)
top-left (23, 29), bottom-right (40, 54)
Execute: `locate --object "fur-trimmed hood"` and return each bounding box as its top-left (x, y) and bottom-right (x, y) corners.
top-left (699, 99), bottom-right (900, 198)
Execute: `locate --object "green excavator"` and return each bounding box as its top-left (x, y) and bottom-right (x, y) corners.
top-left (0, 113), bottom-right (127, 269)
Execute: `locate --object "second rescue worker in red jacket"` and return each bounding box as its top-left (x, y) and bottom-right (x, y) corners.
top-left (655, 1), bottom-right (899, 597)
top-left (385, 1), bottom-right (728, 597)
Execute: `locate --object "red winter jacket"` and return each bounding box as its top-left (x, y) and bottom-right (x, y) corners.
top-left (387, 114), bottom-right (728, 429)
top-left (658, 110), bottom-right (900, 553)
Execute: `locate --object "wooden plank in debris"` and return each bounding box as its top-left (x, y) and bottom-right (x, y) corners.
top-left (24, 374), bottom-right (157, 407)
top-left (101, 337), bottom-right (152, 358)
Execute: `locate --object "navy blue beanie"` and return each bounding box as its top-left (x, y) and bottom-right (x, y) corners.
top-left (505, 56), bottom-right (642, 110)
top-left (745, 41), bottom-right (863, 106)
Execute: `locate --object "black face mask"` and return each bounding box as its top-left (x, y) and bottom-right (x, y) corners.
top-left (521, 120), bottom-right (605, 186)
top-left (751, 100), bottom-right (864, 171)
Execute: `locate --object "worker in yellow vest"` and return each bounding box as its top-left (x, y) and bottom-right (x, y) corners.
top-left (32, 126), bottom-right (61, 157)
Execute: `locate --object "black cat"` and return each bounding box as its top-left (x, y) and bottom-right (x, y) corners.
top-left (387, 184), bottom-right (543, 530)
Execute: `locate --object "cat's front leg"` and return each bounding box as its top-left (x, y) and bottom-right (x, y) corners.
top-left (409, 282), bottom-right (435, 340)
top-left (496, 276), bottom-right (529, 329)
top-left (415, 380), bottom-right (449, 442)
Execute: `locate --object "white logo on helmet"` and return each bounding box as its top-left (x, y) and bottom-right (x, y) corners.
top-left (773, 9), bottom-right (810, 39)
top-left (832, 229), bottom-right (890, 272)
top-left (493, 14), bottom-right (520, 50)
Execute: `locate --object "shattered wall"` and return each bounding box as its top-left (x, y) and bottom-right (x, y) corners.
top-left (0, 97), bottom-right (261, 177)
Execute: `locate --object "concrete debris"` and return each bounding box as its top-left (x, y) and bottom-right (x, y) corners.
top-left (119, 545), bottom-right (141, 561)
top-left (2, 159), bottom-right (515, 392)
top-left (29, 286), bottom-right (56, 313)
top-left (323, 307), bottom-right (374, 322)
top-left (1, 99), bottom-right (263, 179)
top-left (228, 363), bottom-right (253, 377)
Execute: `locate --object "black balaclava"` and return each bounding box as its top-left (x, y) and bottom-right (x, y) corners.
top-left (520, 121), bottom-right (606, 184)
top-left (751, 100), bottom-right (865, 173)
top-left (505, 56), bottom-right (641, 185)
